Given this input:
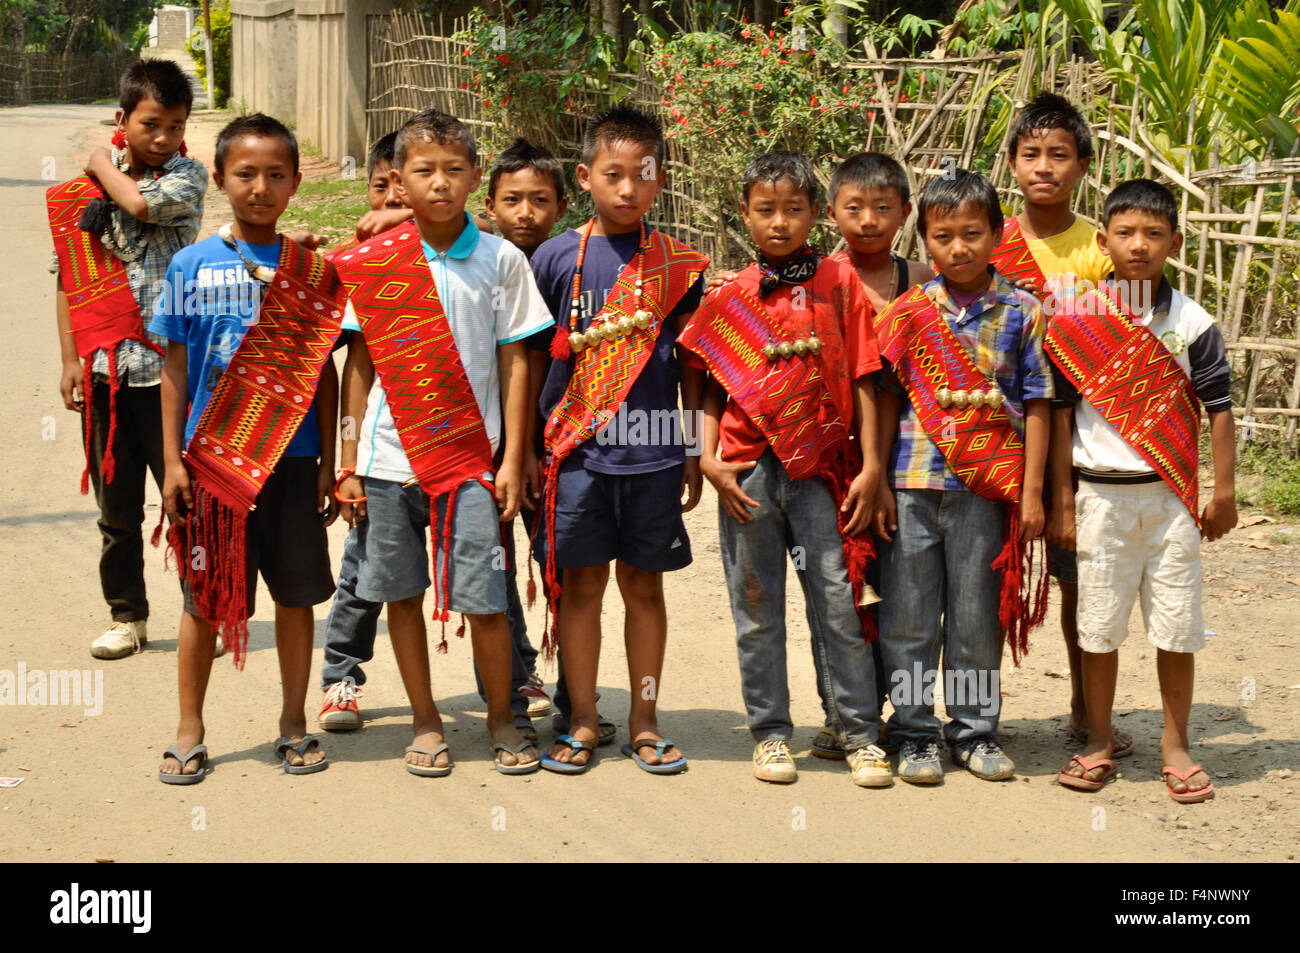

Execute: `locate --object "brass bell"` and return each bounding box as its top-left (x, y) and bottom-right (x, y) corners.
top-left (969, 389), bottom-right (986, 408)
top-left (762, 343), bottom-right (778, 360)
top-left (568, 331), bottom-right (587, 353)
top-left (807, 335), bottom-right (821, 355)
top-left (618, 316), bottom-right (635, 334)
top-left (633, 309), bottom-right (653, 328)
top-left (951, 389), bottom-right (970, 409)
top-left (583, 327), bottom-right (603, 349)
top-left (793, 339), bottom-right (809, 357)
top-left (600, 322), bottom-right (619, 341)
top-left (937, 386), bottom-right (953, 408)
top-left (985, 389), bottom-right (1005, 411)
top-left (777, 341), bottom-right (794, 359)
top-left (858, 583), bottom-right (883, 607)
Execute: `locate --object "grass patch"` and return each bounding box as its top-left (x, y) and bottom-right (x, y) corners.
top-left (1236, 443), bottom-right (1300, 516)
top-left (278, 178), bottom-right (370, 248)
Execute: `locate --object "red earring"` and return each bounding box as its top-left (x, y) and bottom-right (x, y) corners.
top-left (179, 140), bottom-right (188, 157)
top-left (111, 128), bottom-right (126, 148)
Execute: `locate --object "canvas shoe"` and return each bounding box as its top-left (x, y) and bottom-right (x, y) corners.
top-left (897, 739), bottom-right (944, 785)
top-left (318, 676), bottom-right (362, 732)
top-left (753, 739), bottom-right (797, 783)
top-left (90, 620), bottom-right (147, 660)
top-left (952, 738), bottom-right (1016, 781)
top-left (847, 744), bottom-right (894, 788)
top-left (519, 672), bottom-right (551, 718)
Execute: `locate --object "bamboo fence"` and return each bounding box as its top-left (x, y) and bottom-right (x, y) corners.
top-left (367, 9), bottom-right (1300, 445)
top-left (0, 49), bottom-right (128, 106)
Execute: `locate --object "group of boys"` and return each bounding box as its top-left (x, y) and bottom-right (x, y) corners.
top-left (51, 58), bottom-right (1232, 803)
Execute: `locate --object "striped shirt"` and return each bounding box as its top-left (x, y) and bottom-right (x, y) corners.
top-left (881, 270), bottom-right (1053, 492)
top-left (49, 150), bottom-right (208, 386)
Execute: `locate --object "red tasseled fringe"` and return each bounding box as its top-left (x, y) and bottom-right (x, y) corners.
top-left (166, 482), bottom-right (251, 669)
top-left (991, 507), bottom-right (1049, 666)
top-left (149, 506), bottom-right (165, 548)
top-left (540, 454), bottom-right (564, 659)
top-left (429, 479), bottom-right (495, 653)
top-left (101, 349), bottom-right (120, 485)
top-left (79, 362), bottom-right (93, 495)
top-left (549, 325), bottom-right (572, 362)
top-left (823, 448), bottom-right (879, 642)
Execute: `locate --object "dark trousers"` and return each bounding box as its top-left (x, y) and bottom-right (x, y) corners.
top-left (84, 380), bottom-right (165, 622)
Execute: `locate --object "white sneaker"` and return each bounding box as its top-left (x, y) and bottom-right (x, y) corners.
top-left (214, 634), bottom-right (226, 659)
top-left (847, 744), bottom-right (895, 788)
top-left (90, 620), bottom-right (147, 660)
top-left (753, 739), bottom-right (797, 783)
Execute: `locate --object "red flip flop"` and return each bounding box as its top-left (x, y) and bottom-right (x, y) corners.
top-left (1162, 764), bottom-right (1215, 803)
top-left (1057, 754), bottom-right (1117, 791)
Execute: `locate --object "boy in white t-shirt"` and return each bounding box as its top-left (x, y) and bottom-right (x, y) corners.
top-left (333, 110), bottom-right (554, 777)
top-left (1046, 179), bottom-right (1235, 804)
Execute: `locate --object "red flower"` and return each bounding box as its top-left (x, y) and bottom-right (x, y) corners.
top-left (810, 95), bottom-right (819, 106)
top-left (868, 110), bottom-right (876, 121)
top-left (759, 128), bottom-right (768, 135)
top-left (460, 81), bottom-right (467, 90)
top-left (842, 84), bottom-right (851, 94)
top-left (753, 83), bottom-right (764, 89)
top-left (760, 47), bottom-right (769, 56)
top-left (496, 53), bottom-right (510, 64)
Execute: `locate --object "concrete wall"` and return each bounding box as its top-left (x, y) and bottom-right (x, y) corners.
top-left (155, 6), bottom-right (198, 48)
top-left (231, 0), bottom-right (399, 165)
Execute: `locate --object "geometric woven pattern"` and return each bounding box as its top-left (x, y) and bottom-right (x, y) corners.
top-left (877, 285), bottom-right (1026, 504)
top-left (678, 279), bottom-right (849, 481)
top-left (1045, 282), bottom-right (1201, 522)
top-left (990, 217), bottom-right (1047, 293)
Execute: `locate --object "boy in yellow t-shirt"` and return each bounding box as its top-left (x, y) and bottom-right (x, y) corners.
top-left (1007, 92), bottom-right (1128, 758)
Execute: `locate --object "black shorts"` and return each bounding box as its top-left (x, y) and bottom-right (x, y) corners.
top-left (182, 456), bottom-right (334, 618)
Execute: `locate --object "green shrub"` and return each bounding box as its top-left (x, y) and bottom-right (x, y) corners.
top-left (186, 1), bottom-right (231, 108)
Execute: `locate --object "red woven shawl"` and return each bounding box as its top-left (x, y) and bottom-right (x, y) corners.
top-left (169, 238), bottom-right (345, 668)
top-left (991, 217), bottom-right (1047, 293)
top-left (47, 176), bottom-right (166, 491)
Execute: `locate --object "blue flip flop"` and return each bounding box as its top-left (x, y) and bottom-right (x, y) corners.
top-left (541, 733), bottom-right (596, 774)
top-left (622, 738), bottom-right (687, 775)
top-left (158, 743), bottom-right (208, 785)
top-left (274, 735), bottom-right (328, 775)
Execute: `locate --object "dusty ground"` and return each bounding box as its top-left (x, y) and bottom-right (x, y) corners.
top-left (1, 105), bottom-right (1297, 863)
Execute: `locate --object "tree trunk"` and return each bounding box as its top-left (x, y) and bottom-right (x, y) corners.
top-left (754, 0), bottom-right (772, 27)
top-left (601, 0), bottom-right (621, 50)
top-left (202, 0), bottom-right (215, 108)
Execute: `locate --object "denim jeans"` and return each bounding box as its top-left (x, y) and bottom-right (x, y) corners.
top-left (719, 449), bottom-right (881, 749)
top-left (474, 517), bottom-right (535, 721)
top-left (878, 488), bottom-right (1006, 747)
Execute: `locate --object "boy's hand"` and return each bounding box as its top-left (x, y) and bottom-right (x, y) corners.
top-left (60, 359), bottom-right (84, 411)
top-left (1046, 496), bottom-right (1076, 550)
top-left (495, 460), bottom-right (522, 522)
top-left (84, 147), bottom-right (112, 178)
top-left (1008, 276), bottom-right (1041, 295)
top-left (1201, 491), bottom-right (1237, 542)
top-left (873, 483), bottom-right (898, 542)
top-left (841, 462), bottom-right (880, 535)
top-left (521, 454), bottom-right (541, 511)
top-left (356, 208), bottom-right (413, 240)
top-left (338, 474), bottom-right (366, 525)
top-left (681, 455), bottom-right (702, 512)
top-left (1019, 494), bottom-right (1045, 541)
top-left (162, 462), bottom-right (192, 520)
top-left (705, 270), bottom-right (740, 292)
top-left (316, 464), bottom-right (338, 526)
top-left (285, 230), bottom-right (325, 250)
top-left (702, 456), bottom-right (758, 522)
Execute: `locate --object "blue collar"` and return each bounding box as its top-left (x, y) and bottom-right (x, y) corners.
top-left (420, 213), bottom-right (480, 260)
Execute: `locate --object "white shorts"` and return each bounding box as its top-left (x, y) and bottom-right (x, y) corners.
top-left (1075, 479), bottom-right (1205, 654)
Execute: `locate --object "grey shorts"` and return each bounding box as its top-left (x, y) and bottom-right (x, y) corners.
top-left (357, 476), bottom-right (508, 613)
top-left (1047, 540), bottom-right (1078, 583)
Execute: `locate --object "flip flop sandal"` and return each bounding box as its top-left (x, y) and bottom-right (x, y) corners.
top-left (621, 738), bottom-right (687, 775)
top-left (552, 714), bottom-right (618, 746)
top-left (405, 743), bottom-right (452, 778)
top-left (811, 726), bottom-right (847, 760)
top-left (493, 739), bottom-right (542, 775)
top-left (159, 743), bottom-right (208, 785)
top-left (1163, 764), bottom-right (1215, 803)
top-left (1067, 725), bottom-right (1135, 759)
top-left (1057, 753), bottom-right (1117, 792)
top-left (541, 733), bottom-right (596, 774)
top-left (274, 735), bottom-right (328, 775)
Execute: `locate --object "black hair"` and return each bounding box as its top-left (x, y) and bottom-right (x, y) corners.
top-left (395, 108), bottom-right (478, 168)
top-left (489, 138), bottom-right (565, 201)
top-left (741, 150), bottom-right (821, 205)
top-left (917, 168), bottom-right (1002, 237)
top-left (1006, 91), bottom-right (1093, 160)
top-left (367, 132), bottom-right (398, 176)
top-left (119, 58), bottom-right (193, 117)
top-left (829, 151), bottom-right (910, 205)
top-left (1102, 178), bottom-right (1179, 231)
top-left (580, 104), bottom-right (663, 169)
top-left (214, 113), bottom-right (298, 175)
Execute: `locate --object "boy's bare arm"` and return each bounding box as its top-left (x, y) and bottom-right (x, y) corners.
top-left (1202, 409), bottom-right (1237, 541)
top-left (159, 343), bottom-right (191, 518)
top-left (315, 360), bottom-right (340, 525)
top-left (523, 347), bottom-right (548, 507)
top-left (678, 334), bottom-right (704, 513)
top-left (338, 334), bottom-right (374, 523)
top-left (496, 339), bottom-right (528, 522)
top-left (84, 149), bottom-right (148, 220)
top-left (1020, 397), bottom-right (1050, 540)
top-left (699, 378), bottom-right (759, 522)
top-left (843, 375), bottom-right (881, 535)
top-left (55, 282), bottom-right (83, 410)
top-left (1046, 406), bottom-right (1077, 549)
top-left (356, 207), bottom-right (414, 241)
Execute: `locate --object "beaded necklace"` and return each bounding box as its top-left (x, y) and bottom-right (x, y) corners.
top-left (565, 219), bottom-right (654, 355)
top-left (218, 223), bottom-right (278, 283)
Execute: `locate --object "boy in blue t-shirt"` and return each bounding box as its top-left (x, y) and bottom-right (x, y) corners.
top-left (151, 115), bottom-right (337, 783)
